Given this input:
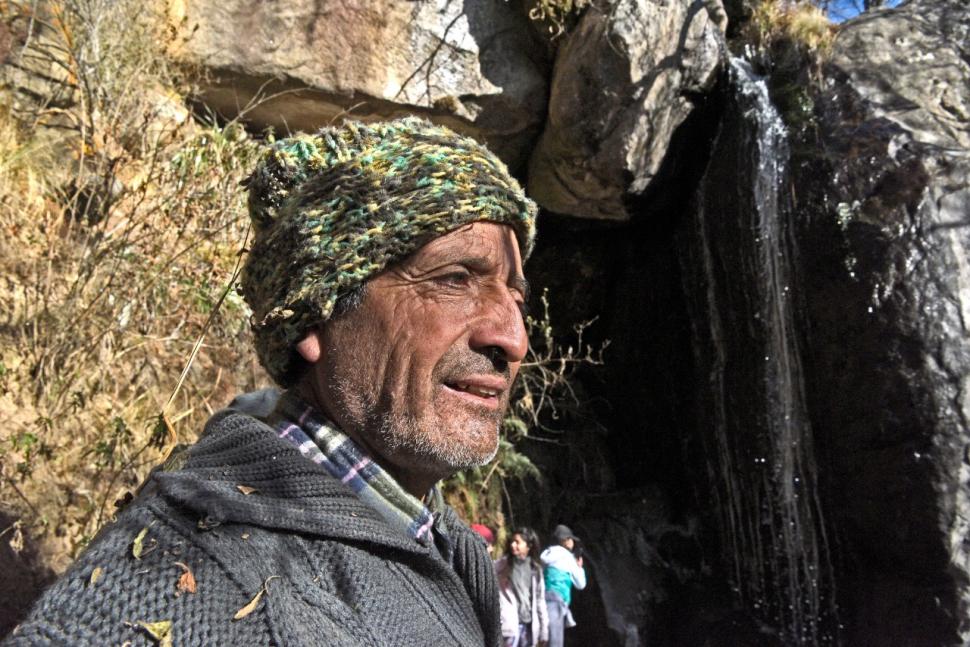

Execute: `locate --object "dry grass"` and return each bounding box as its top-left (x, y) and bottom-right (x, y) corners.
top-left (526, 0), bottom-right (593, 38)
top-left (0, 0), bottom-right (263, 571)
top-left (750, 0), bottom-right (836, 55)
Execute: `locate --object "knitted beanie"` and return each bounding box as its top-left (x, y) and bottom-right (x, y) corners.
top-left (240, 117), bottom-right (538, 385)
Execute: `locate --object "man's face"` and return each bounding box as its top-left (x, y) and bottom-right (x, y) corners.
top-left (311, 222), bottom-right (528, 487)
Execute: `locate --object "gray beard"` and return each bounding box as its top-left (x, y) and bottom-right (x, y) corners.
top-left (332, 374), bottom-right (501, 476)
top-left (373, 411), bottom-right (500, 474)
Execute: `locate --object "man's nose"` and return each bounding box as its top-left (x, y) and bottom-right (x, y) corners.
top-left (469, 290), bottom-right (528, 365)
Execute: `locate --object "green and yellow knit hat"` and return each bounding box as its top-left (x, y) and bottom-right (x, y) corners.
top-left (240, 117), bottom-right (538, 385)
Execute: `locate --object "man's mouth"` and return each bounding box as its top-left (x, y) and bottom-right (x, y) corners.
top-left (451, 381), bottom-right (500, 398)
top-left (442, 376), bottom-right (507, 408)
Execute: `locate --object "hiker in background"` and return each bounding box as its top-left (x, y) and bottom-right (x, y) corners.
top-left (472, 523), bottom-right (497, 558)
top-left (541, 524), bottom-right (587, 647)
top-left (495, 527), bottom-right (549, 647)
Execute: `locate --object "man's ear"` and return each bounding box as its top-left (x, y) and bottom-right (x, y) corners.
top-left (295, 329), bottom-right (322, 364)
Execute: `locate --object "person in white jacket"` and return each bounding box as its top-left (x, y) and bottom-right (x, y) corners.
top-left (495, 527), bottom-right (549, 647)
top-left (540, 525), bottom-right (587, 647)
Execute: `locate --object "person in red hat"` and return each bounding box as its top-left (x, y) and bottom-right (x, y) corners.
top-left (472, 523), bottom-right (497, 557)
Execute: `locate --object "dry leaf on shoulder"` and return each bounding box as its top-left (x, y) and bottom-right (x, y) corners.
top-left (233, 576), bottom-right (279, 621)
top-left (233, 588), bottom-right (263, 620)
top-left (174, 561), bottom-right (196, 594)
top-left (9, 523), bottom-right (24, 554)
top-left (135, 619), bottom-right (173, 647)
top-left (132, 527), bottom-right (150, 559)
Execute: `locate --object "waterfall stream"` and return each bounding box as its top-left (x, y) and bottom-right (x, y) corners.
top-left (684, 58), bottom-right (837, 645)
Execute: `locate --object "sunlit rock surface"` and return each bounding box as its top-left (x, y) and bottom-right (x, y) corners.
top-left (527, 0), bottom-right (726, 220)
top-left (829, 0), bottom-right (970, 150)
top-left (168, 0), bottom-right (549, 169)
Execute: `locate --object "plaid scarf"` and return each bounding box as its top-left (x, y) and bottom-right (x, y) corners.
top-left (266, 390), bottom-right (435, 545)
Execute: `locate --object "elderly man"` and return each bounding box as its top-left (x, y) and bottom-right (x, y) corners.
top-left (6, 118), bottom-right (536, 646)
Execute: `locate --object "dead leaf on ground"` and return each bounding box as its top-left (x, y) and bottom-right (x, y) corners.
top-left (236, 485), bottom-right (258, 495)
top-left (9, 522), bottom-right (24, 554)
top-left (132, 527), bottom-right (151, 559)
top-left (174, 561), bottom-right (196, 594)
top-left (233, 576), bottom-right (279, 621)
top-left (135, 619), bottom-right (173, 647)
top-left (89, 566), bottom-right (104, 586)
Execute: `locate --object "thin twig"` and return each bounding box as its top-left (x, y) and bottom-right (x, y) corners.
top-left (4, 477), bottom-right (40, 518)
top-left (162, 223), bottom-right (251, 416)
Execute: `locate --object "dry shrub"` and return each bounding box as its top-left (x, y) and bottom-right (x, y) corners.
top-left (750, 0), bottom-right (836, 55)
top-left (0, 0), bottom-right (262, 570)
top-left (442, 291), bottom-right (605, 541)
top-left (526, 0), bottom-right (592, 38)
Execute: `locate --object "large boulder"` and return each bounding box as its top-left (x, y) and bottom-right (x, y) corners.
top-left (785, 0), bottom-right (970, 643)
top-left (167, 0), bottom-right (549, 169)
top-left (829, 0), bottom-right (970, 150)
top-left (527, 0), bottom-right (726, 220)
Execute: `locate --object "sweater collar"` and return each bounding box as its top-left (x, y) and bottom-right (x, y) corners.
top-left (266, 390), bottom-right (436, 545)
top-left (153, 409), bottom-right (432, 555)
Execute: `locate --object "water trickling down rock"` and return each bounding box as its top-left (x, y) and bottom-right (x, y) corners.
top-left (682, 58), bottom-right (837, 646)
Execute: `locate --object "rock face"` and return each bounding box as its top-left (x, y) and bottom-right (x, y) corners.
top-left (168, 0), bottom-right (549, 169)
top-left (785, 0), bottom-right (970, 643)
top-left (829, 0), bottom-right (970, 150)
top-left (523, 0), bottom-right (970, 643)
top-left (527, 0), bottom-right (726, 220)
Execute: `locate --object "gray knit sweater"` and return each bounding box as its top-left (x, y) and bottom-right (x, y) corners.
top-left (5, 410), bottom-right (500, 646)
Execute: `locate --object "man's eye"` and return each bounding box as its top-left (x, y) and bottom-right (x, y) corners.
top-left (436, 271), bottom-right (471, 286)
